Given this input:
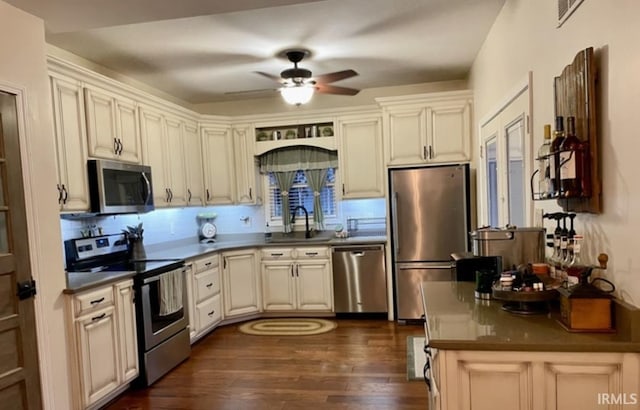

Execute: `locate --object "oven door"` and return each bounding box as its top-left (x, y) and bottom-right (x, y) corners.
top-left (139, 267), bottom-right (189, 351)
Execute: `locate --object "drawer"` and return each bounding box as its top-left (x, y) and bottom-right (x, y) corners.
top-left (293, 247), bottom-right (330, 259)
top-left (194, 254), bottom-right (219, 273)
top-left (73, 286), bottom-right (114, 317)
top-left (195, 267), bottom-right (220, 302)
top-left (196, 293), bottom-right (222, 332)
top-left (261, 248), bottom-right (294, 260)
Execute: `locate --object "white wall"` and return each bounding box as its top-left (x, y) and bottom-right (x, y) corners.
top-left (0, 1), bottom-right (71, 408)
top-left (470, 0), bottom-right (640, 305)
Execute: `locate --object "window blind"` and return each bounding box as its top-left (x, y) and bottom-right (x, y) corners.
top-left (268, 169), bottom-right (336, 221)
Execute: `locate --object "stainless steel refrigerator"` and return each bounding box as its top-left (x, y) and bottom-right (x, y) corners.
top-left (390, 164), bottom-right (470, 322)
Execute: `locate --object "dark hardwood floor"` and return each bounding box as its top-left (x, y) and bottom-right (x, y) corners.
top-left (106, 319), bottom-right (428, 410)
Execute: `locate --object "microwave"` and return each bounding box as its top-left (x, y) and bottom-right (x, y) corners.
top-left (88, 159), bottom-right (154, 214)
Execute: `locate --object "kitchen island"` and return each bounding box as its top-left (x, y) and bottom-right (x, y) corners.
top-left (421, 281), bottom-right (640, 410)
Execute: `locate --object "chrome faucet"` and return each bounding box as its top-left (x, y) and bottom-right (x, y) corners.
top-left (291, 206), bottom-right (312, 238)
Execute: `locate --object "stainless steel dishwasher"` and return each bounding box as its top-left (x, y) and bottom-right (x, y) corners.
top-left (332, 245), bottom-right (387, 313)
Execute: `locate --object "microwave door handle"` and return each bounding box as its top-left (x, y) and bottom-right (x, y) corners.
top-left (141, 172), bottom-right (152, 204)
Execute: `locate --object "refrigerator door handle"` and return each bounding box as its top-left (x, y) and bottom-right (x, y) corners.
top-left (392, 191), bottom-right (400, 256)
top-left (398, 264), bottom-right (453, 270)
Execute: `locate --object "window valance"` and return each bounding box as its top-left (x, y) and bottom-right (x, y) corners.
top-left (258, 146), bottom-right (338, 173)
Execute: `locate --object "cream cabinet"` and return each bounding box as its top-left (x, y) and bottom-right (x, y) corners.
top-left (201, 124), bottom-right (236, 205)
top-left (377, 91), bottom-right (472, 166)
top-left (66, 279), bottom-right (138, 410)
top-left (336, 114), bottom-right (384, 198)
top-left (183, 122), bottom-right (205, 206)
top-left (261, 247), bottom-right (333, 312)
top-left (233, 124), bottom-right (261, 205)
top-left (140, 105), bottom-right (199, 207)
top-left (222, 249), bottom-right (261, 318)
top-left (84, 85), bottom-right (141, 163)
top-left (186, 254), bottom-right (223, 342)
top-left (431, 349), bottom-right (640, 410)
top-left (49, 74), bottom-right (91, 212)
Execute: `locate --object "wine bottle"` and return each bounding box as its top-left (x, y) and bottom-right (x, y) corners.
top-left (550, 116), bottom-right (565, 197)
top-left (559, 117), bottom-right (588, 197)
top-left (537, 124), bottom-right (552, 198)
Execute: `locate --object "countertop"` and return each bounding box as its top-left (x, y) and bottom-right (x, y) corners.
top-left (422, 281), bottom-right (640, 352)
top-left (64, 232), bottom-right (387, 294)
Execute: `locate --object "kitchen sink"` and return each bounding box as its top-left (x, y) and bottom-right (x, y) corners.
top-left (268, 230), bottom-right (333, 243)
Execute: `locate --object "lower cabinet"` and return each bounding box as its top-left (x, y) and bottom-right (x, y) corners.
top-left (66, 279), bottom-right (138, 410)
top-left (186, 253), bottom-right (223, 342)
top-left (222, 248), bottom-right (261, 318)
top-left (432, 349), bottom-right (640, 410)
top-left (261, 247), bottom-right (333, 312)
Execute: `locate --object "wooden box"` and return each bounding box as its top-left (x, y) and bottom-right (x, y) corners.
top-left (558, 286), bottom-right (613, 331)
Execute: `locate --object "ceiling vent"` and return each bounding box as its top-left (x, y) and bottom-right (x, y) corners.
top-left (557, 0), bottom-right (585, 27)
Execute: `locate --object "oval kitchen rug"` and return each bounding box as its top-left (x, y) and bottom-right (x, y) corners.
top-left (238, 318), bottom-right (337, 336)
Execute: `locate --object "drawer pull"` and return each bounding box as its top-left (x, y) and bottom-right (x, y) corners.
top-left (90, 297), bottom-right (105, 305)
top-left (208, 310), bottom-right (215, 317)
top-left (206, 283), bottom-right (213, 288)
top-left (205, 262), bottom-right (212, 267)
top-left (271, 253), bottom-right (283, 257)
top-left (92, 313), bottom-right (106, 322)
top-left (305, 252), bottom-right (318, 256)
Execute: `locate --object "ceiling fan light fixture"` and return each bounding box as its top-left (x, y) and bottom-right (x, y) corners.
top-left (280, 83), bottom-right (314, 105)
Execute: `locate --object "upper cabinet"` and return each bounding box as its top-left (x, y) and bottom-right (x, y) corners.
top-left (84, 85), bottom-right (141, 164)
top-left (139, 104), bottom-right (201, 207)
top-left (377, 91), bottom-right (473, 166)
top-left (336, 113), bottom-right (385, 198)
top-left (233, 124), bottom-right (261, 205)
top-left (49, 74), bottom-right (91, 212)
top-left (201, 124), bottom-right (236, 205)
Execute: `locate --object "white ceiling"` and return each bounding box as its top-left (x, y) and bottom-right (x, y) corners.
top-left (8, 0), bottom-right (505, 104)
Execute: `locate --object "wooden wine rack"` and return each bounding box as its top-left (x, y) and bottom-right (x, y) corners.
top-left (553, 46), bottom-right (602, 213)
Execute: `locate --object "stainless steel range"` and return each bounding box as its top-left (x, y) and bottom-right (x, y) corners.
top-left (65, 234), bottom-right (191, 386)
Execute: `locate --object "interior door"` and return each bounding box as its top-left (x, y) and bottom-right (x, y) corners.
top-left (0, 91), bottom-right (42, 408)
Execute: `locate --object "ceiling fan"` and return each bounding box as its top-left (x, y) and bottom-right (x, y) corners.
top-left (253, 49), bottom-right (360, 105)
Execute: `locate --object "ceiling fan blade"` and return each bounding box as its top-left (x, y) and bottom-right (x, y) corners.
top-left (255, 71), bottom-right (284, 83)
top-left (316, 84), bottom-right (360, 96)
top-left (313, 69), bottom-right (358, 84)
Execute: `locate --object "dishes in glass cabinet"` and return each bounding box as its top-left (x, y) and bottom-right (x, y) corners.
top-left (285, 129), bottom-right (297, 139)
top-left (257, 131), bottom-right (269, 141)
top-left (321, 126), bottom-right (333, 137)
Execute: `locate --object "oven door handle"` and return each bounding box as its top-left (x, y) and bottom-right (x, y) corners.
top-left (141, 171), bottom-right (152, 205)
top-left (142, 268), bottom-right (185, 284)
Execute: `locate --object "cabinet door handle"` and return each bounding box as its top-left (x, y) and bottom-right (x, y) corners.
top-left (113, 137), bottom-right (118, 154)
top-left (271, 253), bottom-right (283, 257)
top-left (90, 297), bottom-right (105, 305)
top-left (305, 252), bottom-right (318, 256)
top-left (169, 188), bottom-right (173, 202)
top-left (249, 187), bottom-right (252, 200)
top-left (117, 139), bottom-right (123, 155)
top-left (206, 189), bottom-right (210, 202)
top-left (429, 145), bottom-right (433, 159)
top-left (208, 310), bottom-right (215, 317)
top-left (223, 258), bottom-right (226, 269)
top-left (57, 184), bottom-right (63, 204)
top-left (291, 265), bottom-right (294, 277)
top-left (187, 189), bottom-right (192, 203)
top-left (423, 145), bottom-right (427, 160)
top-left (342, 184), bottom-right (345, 195)
top-left (206, 283), bottom-right (213, 288)
top-left (91, 313), bottom-right (106, 322)
top-left (62, 184), bottom-right (68, 204)
top-left (296, 264), bottom-right (299, 277)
